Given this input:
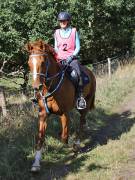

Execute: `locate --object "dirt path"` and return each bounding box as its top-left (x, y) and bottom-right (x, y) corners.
top-left (114, 90), bottom-right (135, 114)
top-left (30, 90), bottom-right (135, 180)
top-left (113, 90), bottom-right (135, 180)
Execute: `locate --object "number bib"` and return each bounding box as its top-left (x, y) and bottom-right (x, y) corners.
top-left (55, 28), bottom-right (76, 60)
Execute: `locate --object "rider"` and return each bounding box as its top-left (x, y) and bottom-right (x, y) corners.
top-left (54, 11), bottom-right (86, 110)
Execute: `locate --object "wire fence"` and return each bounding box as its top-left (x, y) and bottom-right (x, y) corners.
top-left (0, 51), bottom-right (135, 117)
top-left (92, 52), bottom-right (135, 77)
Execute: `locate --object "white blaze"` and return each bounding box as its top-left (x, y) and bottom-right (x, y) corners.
top-left (32, 57), bottom-right (37, 80)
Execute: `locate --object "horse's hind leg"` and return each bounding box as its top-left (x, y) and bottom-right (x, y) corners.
top-left (59, 113), bottom-right (69, 144)
top-left (31, 109), bottom-right (47, 172)
top-left (80, 92), bottom-right (95, 128)
top-left (73, 94), bottom-right (95, 152)
top-left (72, 110), bottom-right (87, 153)
top-left (79, 110), bottom-right (87, 130)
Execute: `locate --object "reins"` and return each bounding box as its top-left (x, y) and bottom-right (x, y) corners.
top-left (30, 53), bottom-right (67, 81)
top-left (29, 52), bottom-right (68, 114)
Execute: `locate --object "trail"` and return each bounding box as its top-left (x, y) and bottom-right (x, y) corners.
top-left (113, 90), bottom-right (135, 180)
top-left (30, 90), bottom-right (135, 180)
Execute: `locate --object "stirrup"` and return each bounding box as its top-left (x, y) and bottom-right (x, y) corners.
top-left (76, 96), bottom-right (86, 110)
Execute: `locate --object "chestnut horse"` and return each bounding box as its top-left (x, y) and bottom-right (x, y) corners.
top-left (26, 40), bottom-right (96, 172)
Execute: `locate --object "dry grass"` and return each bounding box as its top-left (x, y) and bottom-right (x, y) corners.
top-left (1, 63), bottom-right (135, 180)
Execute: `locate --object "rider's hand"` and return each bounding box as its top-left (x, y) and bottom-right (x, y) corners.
top-left (66, 55), bottom-right (74, 64)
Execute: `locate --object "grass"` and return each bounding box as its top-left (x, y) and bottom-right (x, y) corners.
top-left (1, 63), bottom-right (135, 180)
top-left (96, 64), bottom-right (135, 111)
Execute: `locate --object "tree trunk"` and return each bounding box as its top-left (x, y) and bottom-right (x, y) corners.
top-left (0, 87), bottom-right (7, 117)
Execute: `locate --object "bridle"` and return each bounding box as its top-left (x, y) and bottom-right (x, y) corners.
top-left (30, 53), bottom-right (49, 79)
top-left (30, 53), bottom-right (67, 84)
top-left (29, 52), bottom-right (68, 114)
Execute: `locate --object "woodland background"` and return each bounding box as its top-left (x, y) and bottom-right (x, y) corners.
top-left (0, 0), bottom-right (135, 73)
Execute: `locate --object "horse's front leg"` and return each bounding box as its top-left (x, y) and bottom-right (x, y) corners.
top-left (60, 113), bottom-right (69, 144)
top-left (31, 108), bottom-right (47, 172)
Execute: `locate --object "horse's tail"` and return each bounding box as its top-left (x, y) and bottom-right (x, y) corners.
top-left (84, 67), bottom-right (96, 111)
top-left (89, 94), bottom-right (95, 110)
top-left (88, 73), bottom-right (96, 110)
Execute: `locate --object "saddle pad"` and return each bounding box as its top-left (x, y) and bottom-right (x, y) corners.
top-left (65, 65), bottom-right (90, 88)
top-left (81, 69), bottom-right (90, 87)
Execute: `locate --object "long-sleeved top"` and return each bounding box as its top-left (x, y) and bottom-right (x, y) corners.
top-left (54, 27), bottom-right (80, 56)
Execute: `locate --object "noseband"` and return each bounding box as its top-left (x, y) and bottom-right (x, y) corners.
top-left (30, 53), bottom-right (49, 78)
top-left (30, 53), bottom-right (67, 82)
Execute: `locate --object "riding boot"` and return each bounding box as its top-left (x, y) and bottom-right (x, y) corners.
top-left (76, 78), bottom-right (86, 110)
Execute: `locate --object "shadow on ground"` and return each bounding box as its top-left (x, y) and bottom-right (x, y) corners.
top-left (0, 87), bottom-right (135, 179)
top-left (80, 109), bottom-right (135, 153)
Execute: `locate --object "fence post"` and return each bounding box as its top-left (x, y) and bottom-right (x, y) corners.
top-left (0, 87), bottom-right (7, 117)
top-left (107, 58), bottom-right (111, 77)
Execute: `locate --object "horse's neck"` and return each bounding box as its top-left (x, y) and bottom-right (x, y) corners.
top-left (43, 54), bottom-right (61, 94)
top-left (47, 54), bottom-right (60, 75)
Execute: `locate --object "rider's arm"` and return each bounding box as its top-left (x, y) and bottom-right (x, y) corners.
top-left (73, 31), bottom-right (80, 56)
top-left (54, 33), bottom-right (58, 53)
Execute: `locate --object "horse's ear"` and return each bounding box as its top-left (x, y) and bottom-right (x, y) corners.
top-left (25, 43), bottom-right (33, 52)
top-left (37, 39), bottom-right (44, 50)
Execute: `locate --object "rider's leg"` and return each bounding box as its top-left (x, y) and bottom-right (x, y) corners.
top-left (70, 60), bottom-right (86, 109)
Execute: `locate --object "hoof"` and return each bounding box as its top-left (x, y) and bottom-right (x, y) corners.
top-left (61, 138), bottom-right (68, 144)
top-left (31, 166), bottom-right (40, 173)
top-left (83, 124), bottom-right (90, 132)
top-left (73, 143), bottom-right (81, 153)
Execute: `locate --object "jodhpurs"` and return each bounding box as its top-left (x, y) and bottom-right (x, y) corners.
top-left (69, 60), bottom-right (81, 77)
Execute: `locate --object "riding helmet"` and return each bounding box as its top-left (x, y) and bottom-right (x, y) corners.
top-left (58, 12), bottom-right (71, 21)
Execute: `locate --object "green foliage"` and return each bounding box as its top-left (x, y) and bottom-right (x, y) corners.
top-left (0, 0), bottom-right (135, 71)
top-left (1, 63), bottom-right (135, 179)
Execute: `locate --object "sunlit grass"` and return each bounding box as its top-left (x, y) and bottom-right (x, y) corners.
top-left (96, 64), bottom-right (135, 111)
top-left (1, 63), bottom-right (135, 179)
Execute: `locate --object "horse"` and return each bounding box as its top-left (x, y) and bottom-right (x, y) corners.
top-left (26, 39), bottom-right (96, 172)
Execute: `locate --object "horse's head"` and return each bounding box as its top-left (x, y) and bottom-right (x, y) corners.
top-left (26, 40), bottom-right (56, 89)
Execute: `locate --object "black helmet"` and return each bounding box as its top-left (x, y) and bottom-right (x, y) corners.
top-left (58, 12), bottom-right (71, 21)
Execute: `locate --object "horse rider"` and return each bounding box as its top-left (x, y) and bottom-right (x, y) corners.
top-left (54, 11), bottom-right (86, 110)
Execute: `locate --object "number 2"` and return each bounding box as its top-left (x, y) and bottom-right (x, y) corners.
top-left (63, 44), bottom-right (67, 51)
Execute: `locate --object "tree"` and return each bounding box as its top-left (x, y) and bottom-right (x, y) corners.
top-left (0, 0), bottom-right (135, 72)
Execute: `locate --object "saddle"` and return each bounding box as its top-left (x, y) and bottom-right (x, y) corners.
top-left (66, 65), bottom-right (90, 89)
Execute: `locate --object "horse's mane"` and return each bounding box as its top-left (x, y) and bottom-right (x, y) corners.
top-left (26, 39), bottom-right (57, 59)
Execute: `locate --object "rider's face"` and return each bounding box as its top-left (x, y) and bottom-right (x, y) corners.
top-left (59, 20), bottom-right (69, 29)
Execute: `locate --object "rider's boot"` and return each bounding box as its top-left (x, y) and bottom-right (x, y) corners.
top-left (76, 78), bottom-right (86, 110)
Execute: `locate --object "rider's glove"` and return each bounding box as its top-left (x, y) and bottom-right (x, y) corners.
top-left (66, 55), bottom-right (75, 64)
